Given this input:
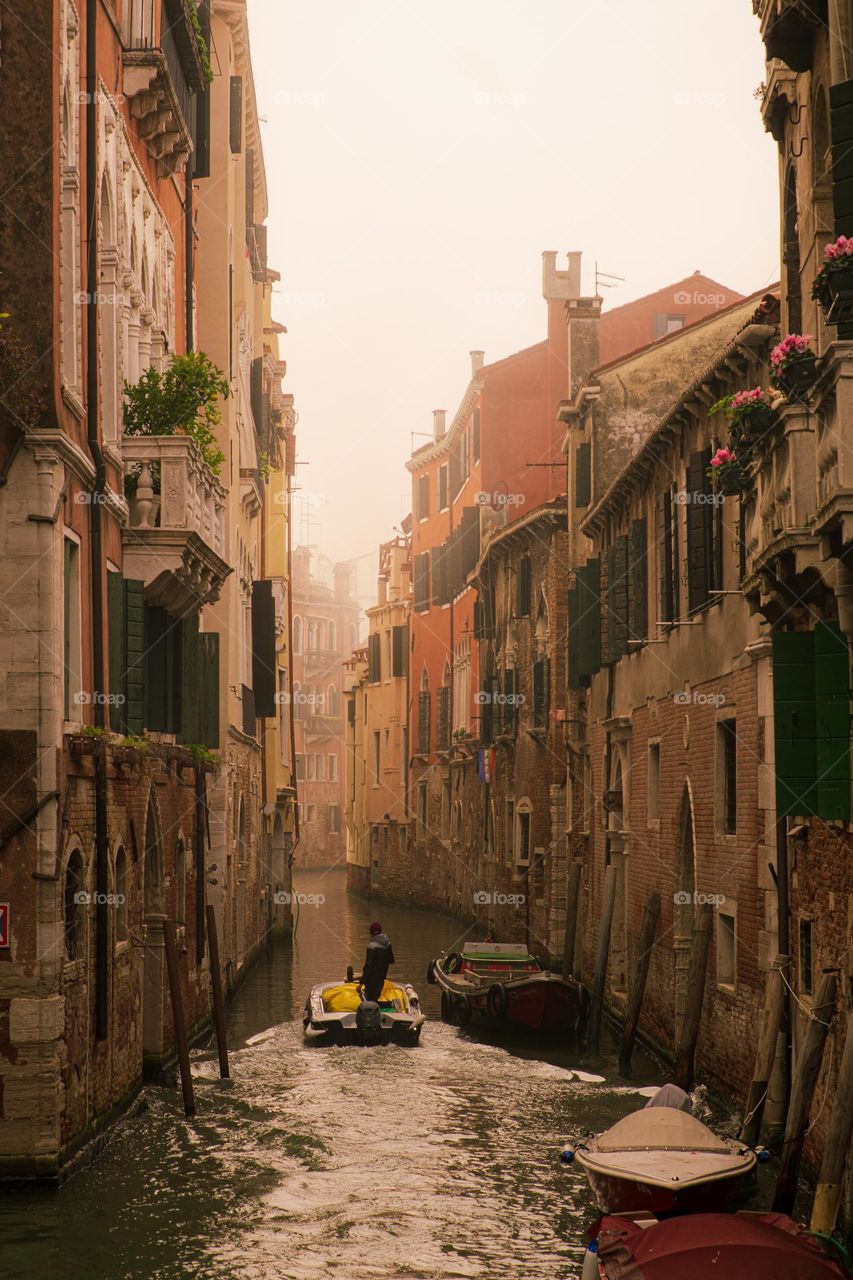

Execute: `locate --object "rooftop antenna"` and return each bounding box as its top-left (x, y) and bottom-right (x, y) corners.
top-left (595, 261), bottom-right (625, 298)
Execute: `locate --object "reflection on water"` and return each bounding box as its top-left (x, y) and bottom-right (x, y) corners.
top-left (1, 871), bottom-right (677, 1280)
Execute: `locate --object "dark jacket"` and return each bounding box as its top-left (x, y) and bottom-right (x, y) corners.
top-left (360, 933), bottom-right (395, 996)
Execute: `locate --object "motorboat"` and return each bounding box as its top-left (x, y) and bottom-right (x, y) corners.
top-left (567, 1103), bottom-right (757, 1216)
top-left (582, 1211), bottom-right (847, 1279)
top-left (303, 972), bottom-right (424, 1046)
top-left (428, 942), bottom-right (588, 1037)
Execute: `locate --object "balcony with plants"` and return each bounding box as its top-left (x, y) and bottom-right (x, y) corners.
top-left (752, 0), bottom-right (826, 72)
top-left (122, 352), bottom-right (230, 618)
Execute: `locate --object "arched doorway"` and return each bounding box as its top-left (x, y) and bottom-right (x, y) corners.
top-left (674, 784), bottom-right (697, 1035)
top-left (142, 790), bottom-right (166, 1062)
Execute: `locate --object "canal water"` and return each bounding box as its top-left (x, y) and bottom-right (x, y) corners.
top-left (3, 870), bottom-right (705, 1280)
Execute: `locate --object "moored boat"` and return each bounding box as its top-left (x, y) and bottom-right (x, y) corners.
top-left (568, 1103), bottom-right (756, 1216)
top-left (583, 1211), bottom-right (847, 1279)
top-left (428, 942), bottom-right (588, 1037)
top-left (303, 975), bottom-right (424, 1046)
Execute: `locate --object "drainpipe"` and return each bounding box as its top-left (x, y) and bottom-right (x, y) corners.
top-left (185, 156), bottom-right (194, 352)
top-left (86, 0), bottom-right (109, 1040)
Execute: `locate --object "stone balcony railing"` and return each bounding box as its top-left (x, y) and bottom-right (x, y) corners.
top-left (302, 647), bottom-right (340, 671)
top-left (811, 343), bottom-right (853, 557)
top-left (122, 434), bottom-right (230, 618)
top-left (742, 403), bottom-right (822, 622)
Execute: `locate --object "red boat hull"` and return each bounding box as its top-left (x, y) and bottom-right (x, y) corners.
top-left (584, 1165), bottom-right (747, 1216)
top-left (505, 980), bottom-right (580, 1032)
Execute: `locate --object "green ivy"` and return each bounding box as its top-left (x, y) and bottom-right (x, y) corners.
top-left (185, 743), bottom-right (220, 767)
top-left (188, 0), bottom-right (214, 84)
top-left (123, 351), bottom-right (228, 476)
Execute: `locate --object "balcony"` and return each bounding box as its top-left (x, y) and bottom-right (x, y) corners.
top-left (122, 434), bottom-right (230, 617)
top-left (742, 403), bottom-right (823, 622)
top-left (753, 0), bottom-right (826, 71)
top-left (122, 0), bottom-right (208, 177)
top-left (811, 343), bottom-right (853, 554)
top-left (304, 713), bottom-right (344, 739)
top-left (303, 647), bottom-right (340, 672)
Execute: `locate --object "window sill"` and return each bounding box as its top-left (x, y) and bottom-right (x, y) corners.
top-left (716, 982), bottom-right (737, 1003)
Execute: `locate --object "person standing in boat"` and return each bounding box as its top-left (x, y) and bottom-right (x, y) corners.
top-left (358, 922), bottom-right (395, 1002)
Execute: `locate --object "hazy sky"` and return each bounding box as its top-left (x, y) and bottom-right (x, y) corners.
top-left (246, 0), bottom-right (779, 594)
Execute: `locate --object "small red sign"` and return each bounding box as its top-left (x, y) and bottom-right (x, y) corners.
top-left (0, 903), bottom-right (9, 948)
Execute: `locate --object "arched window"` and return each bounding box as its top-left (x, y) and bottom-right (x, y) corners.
top-left (293, 616), bottom-right (302, 654)
top-left (327, 683), bottom-right (338, 716)
top-left (64, 848), bottom-right (85, 960)
top-left (114, 846), bottom-right (128, 943)
top-left (175, 839), bottom-right (186, 924)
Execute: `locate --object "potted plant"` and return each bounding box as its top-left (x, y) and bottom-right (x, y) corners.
top-left (710, 386), bottom-right (775, 448)
top-left (769, 333), bottom-right (817, 399)
top-left (812, 234), bottom-right (853, 324)
top-left (707, 446), bottom-right (745, 496)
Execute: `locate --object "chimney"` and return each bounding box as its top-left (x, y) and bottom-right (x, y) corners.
top-left (542, 250), bottom-right (583, 301)
top-left (433, 409), bottom-right (446, 440)
top-left (334, 562), bottom-right (352, 602)
top-left (470, 350), bottom-right (485, 378)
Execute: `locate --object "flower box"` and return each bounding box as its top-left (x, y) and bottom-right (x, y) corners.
top-left (816, 266), bottom-right (853, 325)
top-left (707, 447), bottom-right (746, 495)
top-left (773, 350), bottom-right (817, 398)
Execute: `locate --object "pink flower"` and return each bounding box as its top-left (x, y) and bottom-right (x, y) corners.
top-left (711, 447), bottom-right (735, 467)
top-left (825, 234), bottom-right (853, 262)
top-left (771, 333), bottom-right (813, 371)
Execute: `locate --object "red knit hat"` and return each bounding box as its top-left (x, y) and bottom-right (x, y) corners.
top-left (369, 921), bottom-right (382, 935)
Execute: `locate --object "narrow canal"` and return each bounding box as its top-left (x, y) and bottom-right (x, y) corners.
top-left (2, 871), bottom-right (682, 1279)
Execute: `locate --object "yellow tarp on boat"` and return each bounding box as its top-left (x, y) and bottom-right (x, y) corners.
top-left (322, 981), bottom-right (407, 1012)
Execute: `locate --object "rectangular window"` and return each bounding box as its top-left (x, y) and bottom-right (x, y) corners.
top-left (295, 753), bottom-right (305, 780)
top-left (647, 741), bottom-right (660, 822)
top-left (385, 630), bottom-right (391, 679)
top-left (719, 718), bottom-right (737, 834)
top-left (717, 912), bottom-right (736, 987)
top-left (63, 536), bottom-right (82, 719)
top-left (307, 754), bottom-right (316, 780)
top-left (799, 918), bottom-right (814, 995)
top-left (516, 555), bottom-right (531, 617)
top-left (472, 408), bottom-right (480, 462)
top-left (306, 804), bottom-right (316, 822)
top-left (439, 464), bottom-right (448, 510)
top-left (413, 553), bottom-right (431, 612)
top-left (328, 804), bottom-right (340, 833)
top-left (505, 800), bottom-right (515, 859)
top-left (518, 811), bottom-right (531, 862)
top-left (373, 730), bottom-right (381, 783)
top-left (417, 473), bottom-right (430, 521)
top-left (328, 753), bottom-right (337, 782)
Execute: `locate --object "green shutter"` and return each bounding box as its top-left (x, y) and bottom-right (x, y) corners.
top-left (107, 571), bottom-right (126, 734)
top-left (578, 558), bottom-right (601, 680)
top-left (575, 442), bottom-right (592, 508)
top-left (392, 624), bottom-right (407, 677)
top-left (145, 607), bottom-right (182, 734)
top-left (773, 630), bottom-right (818, 816)
top-left (831, 79), bottom-right (853, 237)
top-left (607, 536), bottom-right (629, 660)
top-left (686, 452), bottom-right (709, 613)
top-left (629, 519), bottom-right (648, 642)
top-left (179, 616), bottom-right (202, 746)
top-left (124, 580), bottom-right (145, 736)
top-left (251, 579), bottom-right (277, 717)
top-left (198, 632), bottom-right (220, 749)
top-left (815, 623), bottom-right (852, 819)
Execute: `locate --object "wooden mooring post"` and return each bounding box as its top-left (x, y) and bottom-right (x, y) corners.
top-left (618, 892), bottom-right (660, 1076)
top-left (741, 954), bottom-right (788, 1145)
top-left (562, 861), bottom-right (582, 979)
top-left (206, 904), bottom-right (230, 1080)
top-left (811, 1007), bottom-right (853, 1234)
top-left (772, 968), bottom-right (838, 1215)
top-left (674, 903), bottom-right (712, 1092)
top-left (587, 863), bottom-right (616, 1055)
top-left (163, 919), bottom-right (196, 1117)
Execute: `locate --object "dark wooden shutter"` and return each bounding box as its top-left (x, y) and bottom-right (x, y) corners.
top-left (252, 579), bottom-right (276, 717)
top-left (832, 79), bottom-right (853, 236)
top-left (449, 447), bottom-right (461, 498)
top-left (575, 441), bottom-right (591, 508)
top-left (417, 474), bottom-right (429, 520)
top-left (191, 3), bottom-right (211, 177)
top-left (179, 615), bottom-right (202, 745)
top-left (773, 630), bottom-right (818, 816)
top-left (251, 356), bottom-right (264, 435)
top-left (503, 668), bottom-right (517, 735)
top-left (578, 558), bottom-right (602, 679)
top-left (479, 683), bottom-right (493, 745)
top-left (439, 465), bottom-right (448, 510)
top-left (568, 579), bottom-right (582, 691)
top-left (437, 685), bottom-right (451, 749)
top-left (392, 624), bottom-right (407, 677)
top-left (347, 695), bottom-right (356, 727)
top-left (198, 632), bottom-right (219, 748)
top-left (431, 544), bottom-right (445, 606)
top-left (241, 683), bottom-right (256, 737)
top-left (607, 536), bottom-right (629, 660)
top-left (107, 571), bottom-right (126, 734)
top-left (517, 555), bottom-right (531, 617)
top-left (245, 147), bottom-right (255, 234)
top-left (815, 623), bottom-right (852, 819)
top-left (123, 580), bottom-right (146, 736)
top-left (413, 553), bottom-right (430, 611)
top-left (145, 606), bottom-right (181, 734)
top-left (658, 490), bottom-right (674, 623)
top-left (418, 690), bottom-right (431, 754)
top-left (368, 633), bottom-right (381, 683)
top-left (629, 519), bottom-right (648, 642)
top-left (460, 506), bottom-right (480, 579)
top-left (472, 408), bottom-right (481, 461)
top-left (686, 452), bottom-right (709, 613)
top-left (533, 657), bottom-right (550, 728)
top-left (229, 75), bottom-right (243, 153)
